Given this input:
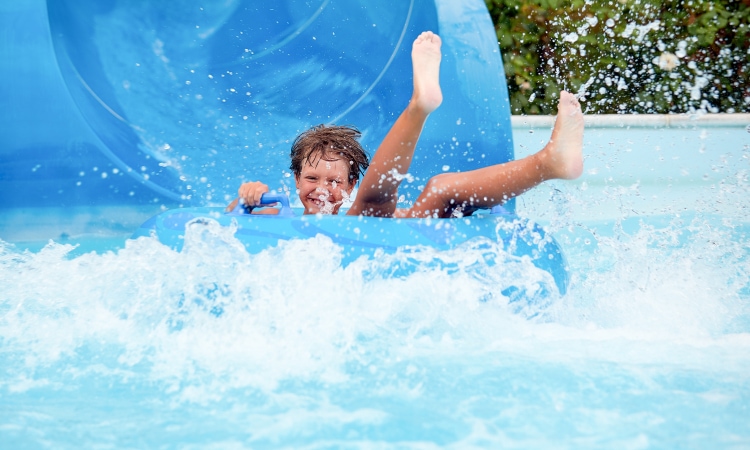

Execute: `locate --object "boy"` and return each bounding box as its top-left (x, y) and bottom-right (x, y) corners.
top-left (227, 31), bottom-right (584, 218)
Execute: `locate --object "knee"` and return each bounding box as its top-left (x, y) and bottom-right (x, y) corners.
top-left (425, 173), bottom-right (470, 203)
top-left (423, 173), bottom-right (454, 196)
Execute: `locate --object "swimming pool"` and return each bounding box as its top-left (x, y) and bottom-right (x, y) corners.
top-left (2, 116), bottom-right (748, 448)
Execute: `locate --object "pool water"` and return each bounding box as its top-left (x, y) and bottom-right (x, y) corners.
top-left (1, 119), bottom-right (749, 448)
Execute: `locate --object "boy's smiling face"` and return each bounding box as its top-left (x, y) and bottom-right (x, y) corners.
top-left (295, 154), bottom-right (355, 215)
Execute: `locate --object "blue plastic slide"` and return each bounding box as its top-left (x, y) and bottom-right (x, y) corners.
top-left (0, 0), bottom-right (512, 209)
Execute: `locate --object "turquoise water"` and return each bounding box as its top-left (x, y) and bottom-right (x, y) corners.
top-left (1, 119), bottom-right (749, 448)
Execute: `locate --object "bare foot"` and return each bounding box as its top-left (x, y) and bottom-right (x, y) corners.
top-left (410, 31), bottom-right (443, 115)
top-left (540, 91), bottom-right (584, 180)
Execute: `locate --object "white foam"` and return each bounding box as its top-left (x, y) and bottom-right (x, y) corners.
top-left (2, 207), bottom-right (749, 401)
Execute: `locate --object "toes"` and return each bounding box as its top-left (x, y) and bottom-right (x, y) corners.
top-left (415, 31), bottom-right (439, 46)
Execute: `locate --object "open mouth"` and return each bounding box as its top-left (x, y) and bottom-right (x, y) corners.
top-left (307, 195), bottom-right (338, 214)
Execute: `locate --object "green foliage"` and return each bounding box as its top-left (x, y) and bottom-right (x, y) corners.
top-left (485, 0), bottom-right (750, 114)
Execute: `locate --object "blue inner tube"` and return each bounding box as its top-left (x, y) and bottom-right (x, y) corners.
top-left (133, 193), bottom-right (570, 296)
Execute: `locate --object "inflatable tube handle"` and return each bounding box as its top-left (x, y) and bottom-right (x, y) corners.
top-left (490, 204), bottom-right (513, 215)
top-left (228, 193), bottom-right (294, 217)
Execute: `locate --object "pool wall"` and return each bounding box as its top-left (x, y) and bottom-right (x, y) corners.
top-left (514, 114), bottom-right (750, 222)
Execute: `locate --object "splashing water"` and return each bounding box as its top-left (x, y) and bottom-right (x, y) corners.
top-left (1, 204), bottom-right (749, 447)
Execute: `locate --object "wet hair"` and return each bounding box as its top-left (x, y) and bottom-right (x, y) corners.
top-left (289, 124), bottom-right (370, 184)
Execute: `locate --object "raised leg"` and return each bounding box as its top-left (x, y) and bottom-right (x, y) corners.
top-left (348, 31), bottom-right (443, 217)
top-left (397, 91), bottom-right (584, 218)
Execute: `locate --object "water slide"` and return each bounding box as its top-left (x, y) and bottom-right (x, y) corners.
top-left (1, 0), bottom-right (513, 210)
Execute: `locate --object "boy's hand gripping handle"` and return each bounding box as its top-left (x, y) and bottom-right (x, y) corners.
top-left (228, 193), bottom-right (294, 217)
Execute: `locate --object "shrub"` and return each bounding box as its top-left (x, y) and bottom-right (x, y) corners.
top-left (485, 0), bottom-right (750, 114)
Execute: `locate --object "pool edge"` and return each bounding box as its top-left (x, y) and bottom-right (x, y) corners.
top-left (512, 113), bottom-right (750, 128)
